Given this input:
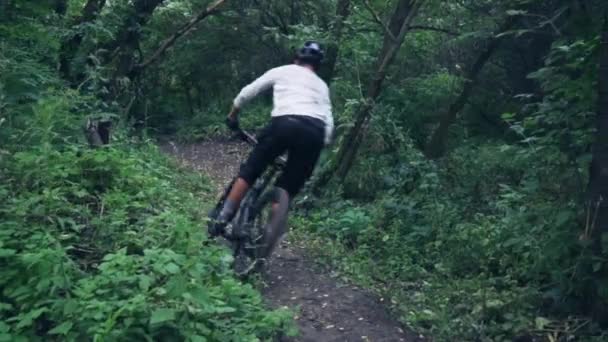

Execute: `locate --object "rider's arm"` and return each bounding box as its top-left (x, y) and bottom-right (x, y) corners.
top-left (228, 106), bottom-right (240, 121)
top-left (233, 68), bottom-right (278, 110)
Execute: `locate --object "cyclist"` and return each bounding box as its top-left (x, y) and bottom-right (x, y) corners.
top-left (208, 41), bottom-right (333, 257)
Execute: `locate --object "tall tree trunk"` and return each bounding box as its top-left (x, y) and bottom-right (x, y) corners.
top-left (55, 0), bottom-right (68, 15)
top-left (424, 17), bottom-right (515, 159)
top-left (318, 0), bottom-right (351, 82)
top-left (315, 0), bottom-right (421, 189)
top-left (59, 0), bottom-right (107, 82)
top-left (0, 0), bottom-right (11, 22)
top-left (113, 0), bottom-right (164, 82)
top-left (588, 15), bottom-right (608, 322)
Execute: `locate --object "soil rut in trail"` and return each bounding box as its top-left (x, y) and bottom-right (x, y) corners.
top-left (161, 138), bottom-right (423, 342)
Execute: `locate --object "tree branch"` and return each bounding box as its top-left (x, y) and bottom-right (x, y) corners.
top-left (136, 0), bottom-right (227, 71)
top-left (363, 0), bottom-right (397, 42)
top-left (408, 25), bottom-right (459, 36)
top-left (425, 16), bottom-right (517, 158)
top-left (252, 0), bottom-right (290, 35)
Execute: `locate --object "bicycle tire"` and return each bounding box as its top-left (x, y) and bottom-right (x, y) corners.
top-left (248, 188), bottom-right (289, 260)
top-left (213, 176), bottom-right (288, 276)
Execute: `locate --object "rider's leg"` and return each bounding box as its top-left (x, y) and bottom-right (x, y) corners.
top-left (217, 177), bottom-right (250, 220)
top-left (227, 178), bottom-right (250, 203)
top-left (260, 129), bottom-right (323, 256)
top-left (260, 187), bottom-right (290, 258)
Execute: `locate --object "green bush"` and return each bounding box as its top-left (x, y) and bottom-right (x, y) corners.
top-left (294, 139), bottom-right (604, 341)
top-left (0, 90), bottom-right (293, 340)
top-left (0, 140), bottom-right (293, 341)
top-left (0, 15), bottom-right (293, 340)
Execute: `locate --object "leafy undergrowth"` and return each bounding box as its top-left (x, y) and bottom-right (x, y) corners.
top-left (292, 212), bottom-right (606, 342)
top-left (293, 141), bottom-right (608, 342)
top-left (0, 140), bottom-right (294, 341)
top-left (0, 16), bottom-right (294, 340)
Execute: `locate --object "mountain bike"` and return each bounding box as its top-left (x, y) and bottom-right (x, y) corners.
top-left (207, 129), bottom-right (289, 277)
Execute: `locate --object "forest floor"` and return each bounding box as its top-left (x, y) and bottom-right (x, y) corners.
top-left (160, 137), bottom-right (424, 342)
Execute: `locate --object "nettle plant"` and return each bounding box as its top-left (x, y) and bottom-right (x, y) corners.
top-left (0, 89), bottom-right (294, 340)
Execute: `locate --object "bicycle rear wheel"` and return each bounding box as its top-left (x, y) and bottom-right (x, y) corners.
top-left (231, 187), bottom-right (289, 277)
top-left (247, 188), bottom-right (289, 261)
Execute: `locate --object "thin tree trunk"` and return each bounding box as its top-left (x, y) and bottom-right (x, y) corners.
top-left (335, 0), bottom-right (421, 182)
top-left (84, 118), bottom-right (111, 148)
top-left (588, 14), bottom-right (608, 324)
top-left (314, 0), bottom-right (421, 190)
top-left (318, 0), bottom-right (351, 82)
top-left (185, 86), bottom-right (195, 116)
top-left (59, 0), bottom-right (107, 81)
top-left (424, 17), bottom-right (515, 159)
top-left (290, 0), bottom-right (300, 25)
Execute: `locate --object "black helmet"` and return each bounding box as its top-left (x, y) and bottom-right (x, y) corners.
top-left (296, 41), bottom-right (324, 64)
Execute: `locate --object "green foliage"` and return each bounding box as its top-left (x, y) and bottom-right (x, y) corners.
top-left (4, 0), bottom-right (608, 341)
top-left (296, 136), bottom-right (602, 340)
top-left (293, 3), bottom-right (608, 340)
top-left (0, 8), bottom-right (294, 339)
top-left (1, 137), bottom-right (293, 341)
top-left (1, 127), bottom-right (293, 341)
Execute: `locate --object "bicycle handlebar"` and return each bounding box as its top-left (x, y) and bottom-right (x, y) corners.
top-left (235, 129), bottom-right (258, 146)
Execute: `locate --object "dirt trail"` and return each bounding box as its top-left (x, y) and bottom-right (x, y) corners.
top-left (160, 138), bottom-right (424, 342)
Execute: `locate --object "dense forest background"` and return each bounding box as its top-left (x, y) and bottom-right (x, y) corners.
top-left (2, 0), bottom-right (608, 340)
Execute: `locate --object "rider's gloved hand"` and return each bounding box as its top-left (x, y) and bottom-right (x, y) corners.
top-left (225, 116), bottom-right (240, 131)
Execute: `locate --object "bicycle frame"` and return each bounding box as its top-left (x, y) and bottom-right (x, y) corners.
top-left (212, 129), bottom-right (286, 243)
top-left (230, 162), bottom-right (281, 240)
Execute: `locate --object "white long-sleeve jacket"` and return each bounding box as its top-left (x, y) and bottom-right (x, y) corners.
top-left (234, 64), bottom-right (334, 145)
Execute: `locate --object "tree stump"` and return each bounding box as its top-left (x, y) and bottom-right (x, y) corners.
top-left (84, 117), bottom-right (112, 147)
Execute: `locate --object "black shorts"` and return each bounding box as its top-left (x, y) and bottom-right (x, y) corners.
top-left (238, 115), bottom-right (325, 197)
